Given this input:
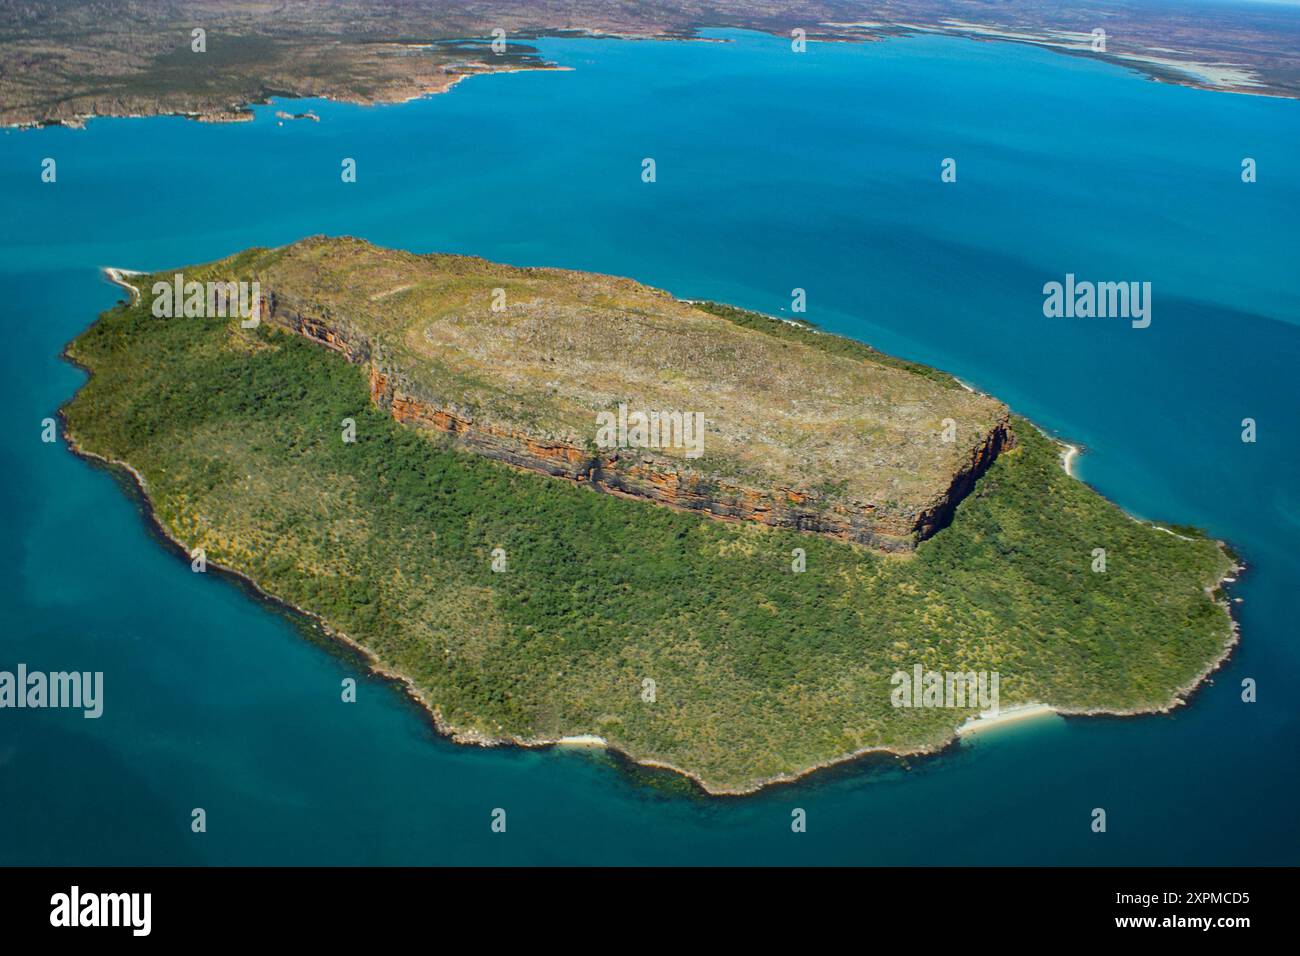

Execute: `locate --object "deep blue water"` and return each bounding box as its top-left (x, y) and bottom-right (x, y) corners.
top-left (1, 31), bottom-right (1297, 865)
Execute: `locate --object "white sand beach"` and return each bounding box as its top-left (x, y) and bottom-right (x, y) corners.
top-left (957, 703), bottom-right (1059, 735)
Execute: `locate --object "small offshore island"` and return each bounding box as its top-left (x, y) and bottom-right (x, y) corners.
top-left (63, 237), bottom-right (1239, 794)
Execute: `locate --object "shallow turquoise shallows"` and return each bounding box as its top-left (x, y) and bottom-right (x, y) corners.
top-left (1, 31), bottom-right (1297, 865)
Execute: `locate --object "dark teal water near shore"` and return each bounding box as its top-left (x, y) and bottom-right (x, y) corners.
top-left (1, 31), bottom-right (1297, 864)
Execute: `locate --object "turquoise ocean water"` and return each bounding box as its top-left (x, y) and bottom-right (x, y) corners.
top-left (1, 31), bottom-right (1297, 864)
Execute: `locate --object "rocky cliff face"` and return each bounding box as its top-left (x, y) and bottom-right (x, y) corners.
top-left (262, 291), bottom-right (1011, 551)
top-left (913, 415), bottom-right (1015, 539)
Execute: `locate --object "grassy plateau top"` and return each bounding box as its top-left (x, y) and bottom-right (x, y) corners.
top-left (239, 237), bottom-right (1010, 548)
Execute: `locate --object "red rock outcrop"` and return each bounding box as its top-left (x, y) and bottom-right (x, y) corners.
top-left (260, 291), bottom-right (1010, 551)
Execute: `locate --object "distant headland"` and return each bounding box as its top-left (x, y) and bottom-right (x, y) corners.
top-left (5, 1), bottom-right (1299, 129)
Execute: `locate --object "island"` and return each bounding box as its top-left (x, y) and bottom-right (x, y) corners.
top-left (63, 236), bottom-right (1238, 794)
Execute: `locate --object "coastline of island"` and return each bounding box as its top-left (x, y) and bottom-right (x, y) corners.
top-left (53, 418), bottom-right (1249, 797)
top-left (59, 258), bottom-right (1243, 796)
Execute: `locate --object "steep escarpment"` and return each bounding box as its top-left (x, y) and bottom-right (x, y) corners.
top-left (914, 415), bottom-right (1015, 539)
top-left (246, 236), bottom-right (1010, 551)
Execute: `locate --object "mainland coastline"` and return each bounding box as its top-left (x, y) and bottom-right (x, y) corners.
top-left (7, 2), bottom-right (1300, 132)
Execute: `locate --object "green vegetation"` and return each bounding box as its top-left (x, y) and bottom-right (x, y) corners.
top-left (63, 261), bottom-right (1235, 793)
